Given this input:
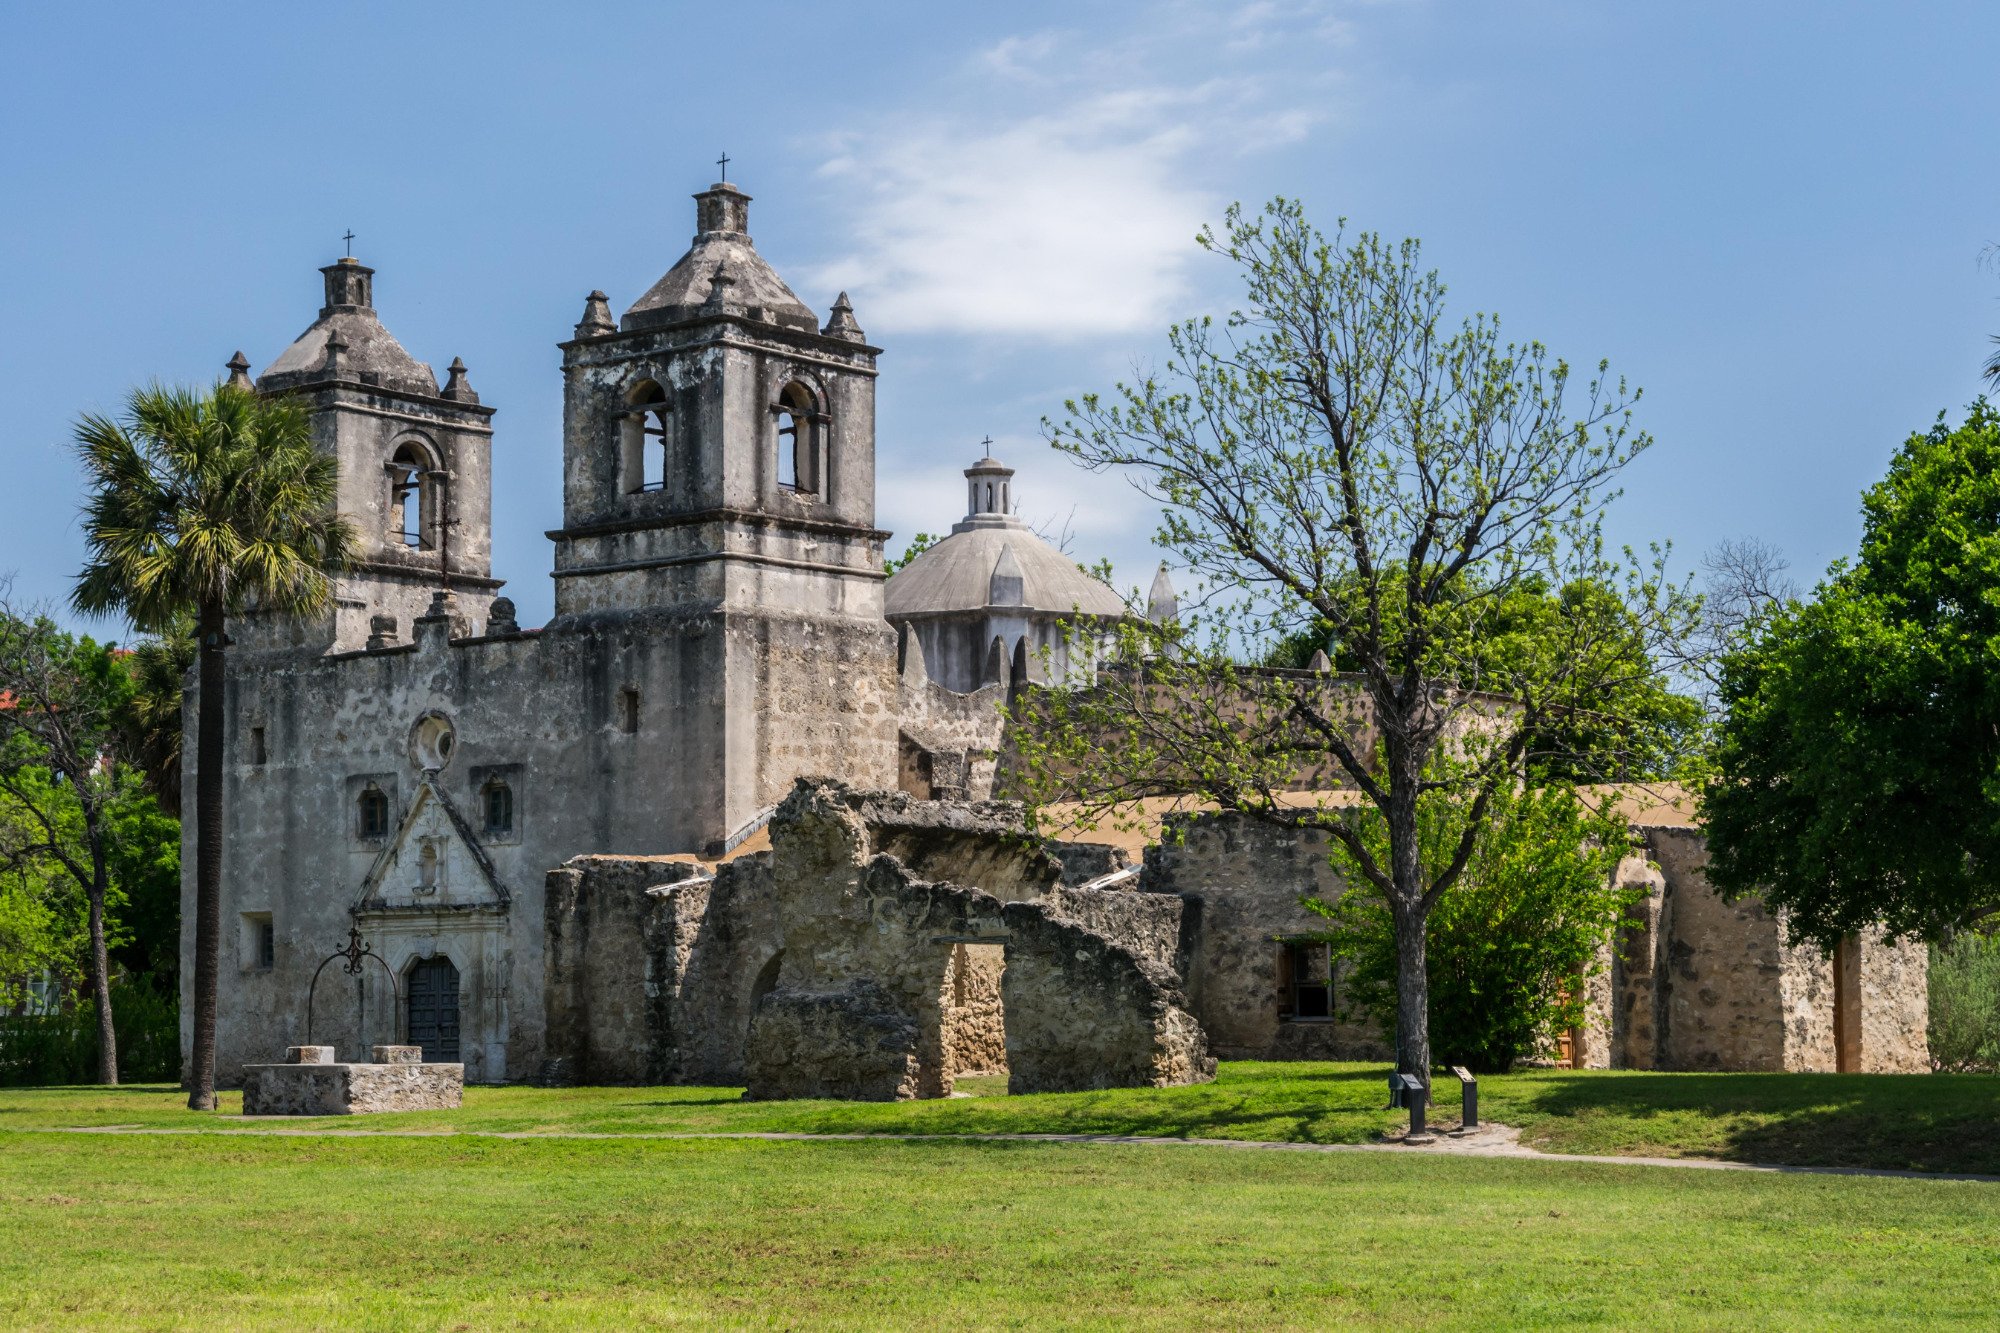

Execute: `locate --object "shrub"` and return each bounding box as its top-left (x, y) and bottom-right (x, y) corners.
top-left (1316, 784), bottom-right (1637, 1074)
top-left (0, 975), bottom-right (178, 1085)
top-left (1928, 933), bottom-right (2000, 1073)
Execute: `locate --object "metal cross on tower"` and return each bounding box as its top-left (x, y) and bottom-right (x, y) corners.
top-left (980, 435), bottom-right (994, 452)
top-left (716, 152), bottom-right (730, 182)
top-left (342, 229), bottom-right (355, 258)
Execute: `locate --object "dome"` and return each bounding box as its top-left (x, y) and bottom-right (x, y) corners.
top-left (620, 183), bottom-right (820, 334)
top-left (257, 259), bottom-right (438, 397)
top-left (883, 455), bottom-right (1127, 620)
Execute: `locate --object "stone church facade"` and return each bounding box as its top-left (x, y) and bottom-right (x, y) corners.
top-left (187, 178), bottom-right (1929, 1090)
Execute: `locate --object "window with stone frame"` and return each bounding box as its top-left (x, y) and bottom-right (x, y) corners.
top-left (1276, 937), bottom-right (1335, 1020)
top-left (481, 777), bottom-right (514, 836)
top-left (625, 381), bottom-right (671, 494)
top-left (358, 783), bottom-right (391, 840)
top-left (388, 442), bottom-right (434, 548)
top-left (774, 381), bottom-right (823, 496)
top-left (240, 911), bottom-right (275, 972)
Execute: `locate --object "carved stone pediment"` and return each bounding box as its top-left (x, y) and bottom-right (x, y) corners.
top-left (355, 774), bottom-right (508, 915)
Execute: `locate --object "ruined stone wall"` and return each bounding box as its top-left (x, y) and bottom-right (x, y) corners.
top-left (998, 896), bottom-right (1214, 1093)
top-left (1609, 855), bottom-right (1667, 1070)
top-left (1146, 812), bottom-right (1383, 1062)
top-left (542, 855), bottom-right (709, 1085)
top-left (897, 674), bottom-right (1007, 800)
top-left (1644, 827), bottom-right (1794, 1072)
top-left (1774, 935), bottom-right (1837, 1073)
top-left (1857, 927), bottom-right (1931, 1073)
top-left (656, 854), bottom-right (781, 1084)
top-left (742, 781), bottom-right (1213, 1100)
top-left (1637, 826), bottom-right (1926, 1074)
top-left (1045, 885), bottom-right (1185, 975)
top-left (943, 943), bottom-right (1007, 1077)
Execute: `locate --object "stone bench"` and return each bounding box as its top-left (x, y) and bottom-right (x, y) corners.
top-left (241, 1045), bottom-right (464, 1116)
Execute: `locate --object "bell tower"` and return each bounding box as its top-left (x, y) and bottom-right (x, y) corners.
top-left (550, 180), bottom-right (881, 616)
top-left (550, 179), bottom-right (898, 840)
top-left (243, 256), bottom-right (501, 652)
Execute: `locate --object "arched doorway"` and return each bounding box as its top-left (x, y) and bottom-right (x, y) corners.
top-left (406, 956), bottom-right (461, 1063)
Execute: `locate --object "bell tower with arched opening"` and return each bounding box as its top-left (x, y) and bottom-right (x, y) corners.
top-left (549, 178), bottom-right (897, 840)
top-left (243, 256), bottom-right (501, 652)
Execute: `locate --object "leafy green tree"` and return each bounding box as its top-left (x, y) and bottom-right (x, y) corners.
top-left (0, 850), bottom-right (67, 1011)
top-left (1310, 782), bottom-right (1634, 1072)
top-left (884, 532), bottom-right (939, 576)
top-left (1260, 573), bottom-right (1701, 782)
top-left (1014, 200), bottom-right (1694, 1080)
top-left (0, 605), bottom-right (142, 1082)
top-left (72, 384), bottom-right (355, 1110)
top-left (102, 777), bottom-right (180, 987)
top-left (1706, 403), bottom-right (2000, 944)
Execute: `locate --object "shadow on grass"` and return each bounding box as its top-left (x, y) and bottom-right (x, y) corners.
top-left (1502, 1071), bottom-right (2000, 1174)
top-left (741, 1064), bottom-right (1403, 1146)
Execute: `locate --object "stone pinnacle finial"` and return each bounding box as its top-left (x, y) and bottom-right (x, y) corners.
top-left (225, 350), bottom-right (253, 390)
top-left (898, 625), bottom-right (930, 688)
top-left (1308, 648), bottom-right (1332, 673)
top-left (704, 269), bottom-right (736, 310)
top-left (575, 290), bottom-right (615, 338)
top-left (440, 356), bottom-right (478, 404)
top-left (322, 329), bottom-right (348, 376)
top-left (822, 291), bottom-right (865, 342)
top-left (989, 546), bottom-right (1026, 608)
top-left (1146, 563), bottom-right (1178, 624)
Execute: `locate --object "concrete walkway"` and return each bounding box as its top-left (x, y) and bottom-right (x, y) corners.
top-left (37, 1121), bottom-right (2000, 1184)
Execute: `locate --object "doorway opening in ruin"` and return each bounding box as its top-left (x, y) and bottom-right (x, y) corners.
top-left (750, 950), bottom-right (783, 1010)
top-left (941, 942), bottom-right (1008, 1093)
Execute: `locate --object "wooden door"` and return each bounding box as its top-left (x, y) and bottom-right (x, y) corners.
top-left (406, 956), bottom-right (461, 1063)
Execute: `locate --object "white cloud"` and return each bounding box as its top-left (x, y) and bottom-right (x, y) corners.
top-left (804, 20), bottom-right (1339, 339)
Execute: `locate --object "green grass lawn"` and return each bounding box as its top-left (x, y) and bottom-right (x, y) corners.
top-left (1, 1130), bottom-right (1997, 1329)
top-left (5, 1061), bottom-right (1999, 1174)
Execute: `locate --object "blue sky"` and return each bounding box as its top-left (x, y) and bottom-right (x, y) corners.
top-left (4, 2), bottom-right (1997, 633)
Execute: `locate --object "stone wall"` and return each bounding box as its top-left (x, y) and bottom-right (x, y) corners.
top-left (740, 780), bottom-right (1213, 1100)
top-left (1620, 826), bottom-right (1930, 1073)
top-left (943, 943), bottom-right (1007, 1076)
top-left (998, 896), bottom-right (1215, 1093)
top-left (1855, 927), bottom-right (1931, 1073)
top-left (1147, 812), bottom-right (1383, 1062)
top-left (896, 668), bottom-right (1008, 801)
top-left (542, 854), bottom-right (710, 1084)
top-left (1609, 855), bottom-right (1666, 1070)
top-left (655, 855), bottom-right (782, 1084)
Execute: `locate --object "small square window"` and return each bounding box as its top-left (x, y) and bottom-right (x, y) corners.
top-left (482, 780), bottom-right (513, 835)
top-left (1277, 939), bottom-right (1334, 1021)
top-left (358, 785), bottom-right (390, 839)
top-left (241, 912), bottom-right (274, 972)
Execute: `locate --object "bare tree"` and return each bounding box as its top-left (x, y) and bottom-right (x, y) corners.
top-left (1678, 536), bottom-right (1799, 708)
top-left (1013, 200), bottom-right (1696, 1082)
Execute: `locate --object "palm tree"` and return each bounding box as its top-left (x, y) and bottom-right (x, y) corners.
top-left (120, 617), bottom-right (194, 820)
top-left (72, 383), bottom-right (355, 1111)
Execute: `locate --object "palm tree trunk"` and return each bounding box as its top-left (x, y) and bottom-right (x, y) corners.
top-left (187, 598), bottom-right (225, 1111)
top-left (87, 860), bottom-right (118, 1086)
